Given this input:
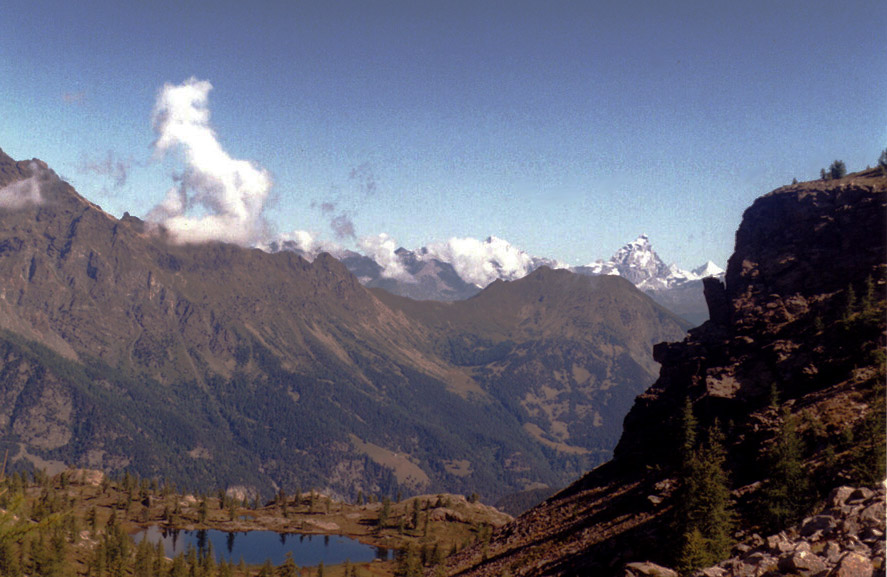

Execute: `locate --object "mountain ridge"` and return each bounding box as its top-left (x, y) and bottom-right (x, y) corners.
top-left (0, 148), bottom-right (689, 501)
top-left (269, 229), bottom-right (721, 325)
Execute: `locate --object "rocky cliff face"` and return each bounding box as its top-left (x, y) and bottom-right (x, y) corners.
top-left (444, 170), bottom-right (886, 577)
top-left (615, 170), bottom-right (887, 474)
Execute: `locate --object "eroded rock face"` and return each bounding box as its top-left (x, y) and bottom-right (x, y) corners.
top-left (726, 181), bottom-right (887, 319)
top-left (691, 484), bottom-right (885, 577)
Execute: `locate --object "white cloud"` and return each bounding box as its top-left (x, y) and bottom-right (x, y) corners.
top-left (421, 235), bottom-right (539, 287)
top-left (358, 233), bottom-right (409, 280)
top-left (0, 162), bottom-right (51, 210)
top-left (147, 77), bottom-right (272, 245)
top-left (264, 230), bottom-right (345, 260)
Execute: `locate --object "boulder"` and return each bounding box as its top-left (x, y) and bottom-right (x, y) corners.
top-left (828, 552), bottom-right (874, 577)
top-left (801, 515), bottom-right (837, 538)
top-left (778, 548), bottom-right (827, 575)
top-left (624, 561), bottom-right (678, 577)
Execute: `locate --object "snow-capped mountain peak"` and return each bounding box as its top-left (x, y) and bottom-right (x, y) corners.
top-left (607, 234), bottom-right (672, 287)
top-left (691, 260), bottom-right (726, 278)
top-left (574, 235), bottom-right (723, 292)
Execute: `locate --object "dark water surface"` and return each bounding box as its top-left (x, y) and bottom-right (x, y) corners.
top-left (133, 526), bottom-right (391, 566)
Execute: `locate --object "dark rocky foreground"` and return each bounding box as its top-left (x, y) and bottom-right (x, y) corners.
top-left (696, 484), bottom-right (885, 577)
top-left (626, 484), bottom-right (885, 577)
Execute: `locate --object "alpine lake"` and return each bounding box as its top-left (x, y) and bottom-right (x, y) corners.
top-left (133, 526), bottom-right (391, 566)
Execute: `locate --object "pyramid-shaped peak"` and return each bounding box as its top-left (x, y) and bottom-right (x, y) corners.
top-left (692, 260), bottom-right (725, 278)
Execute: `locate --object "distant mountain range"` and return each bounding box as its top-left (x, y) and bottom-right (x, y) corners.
top-left (268, 233), bottom-right (723, 326)
top-left (0, 148), bottom-right (689, 501)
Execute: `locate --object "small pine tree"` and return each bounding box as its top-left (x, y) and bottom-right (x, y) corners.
top-left (378, 497), bottom-right (391, 529)
top-left (673, 422), bottom-right (735, 572)
top-left (257, 559), bottom-right (274, 577)
top-left (849, 383), bottom-right (887, 485)
top-left (677, 528), bottom-right (712, 575)
top-left (277, 551), bottom-right (300, 577)
top-left (842, 284), bottom-right (858, 323)
top-left (411, 499), bottom-right (420, 530)
top-left (757, 407), bottom-right (810, 531)
top-left (860, 275), bottom-right (876, 313)
top-left (878, 148), bottom-right (887, 171)
top-left (679, 397), bottom-right (698, 465)
top-left (828, 160), bottom-right (847, 179)
top-left (395, 544), bottom-right (422, 577)
top-left (198, 498), bottom-right (208, 524)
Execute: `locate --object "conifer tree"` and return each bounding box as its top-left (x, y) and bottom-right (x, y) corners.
top-left (674, 419), bottom-right (735, 574)
top-left (198, 498), bottom-right (208, 524)
top-left (828, 160), bottom-right (847, 179)
top-left (757, 407), bottom-right (810, 531)
top-left (850, 383), bottom-right (887, 485)
top-left (257, 559), bottom-right (274, 577)
top-left (379, 497), bottom-right (391, 528)
top-left (279, 552), bottom-right (298, 577)
top-left (395, 544), bottom-right (422, 577)
top-left (679, 397), bottom-right (697, 466)
top-left (843, 284), bottom-right (858, 323)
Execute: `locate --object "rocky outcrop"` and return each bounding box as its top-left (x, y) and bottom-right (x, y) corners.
top-left (702, 277), bottom-right (730, 328)
top-left (614, 169), bottom-right (887, 474)
top-left (691, 485), bottom-right (885, 577)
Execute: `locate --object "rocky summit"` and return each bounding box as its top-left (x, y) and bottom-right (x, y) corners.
top-left (443, 169), bottom-right (886, 577)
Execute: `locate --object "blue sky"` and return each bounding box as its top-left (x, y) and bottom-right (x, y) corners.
top-left (1, 0), bottom-right (885, 268)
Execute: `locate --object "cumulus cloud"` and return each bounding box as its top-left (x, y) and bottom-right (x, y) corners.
top-left (422, 236), bottom-right (539, 287)
top-left (79, 151), bottom-right (130, 190)
top-left (146, 77), bottom-right (272, 245)
top-left (359, 233), bottom-right (409, 280)
top-left (0, 162), bottom-right (54, 210)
